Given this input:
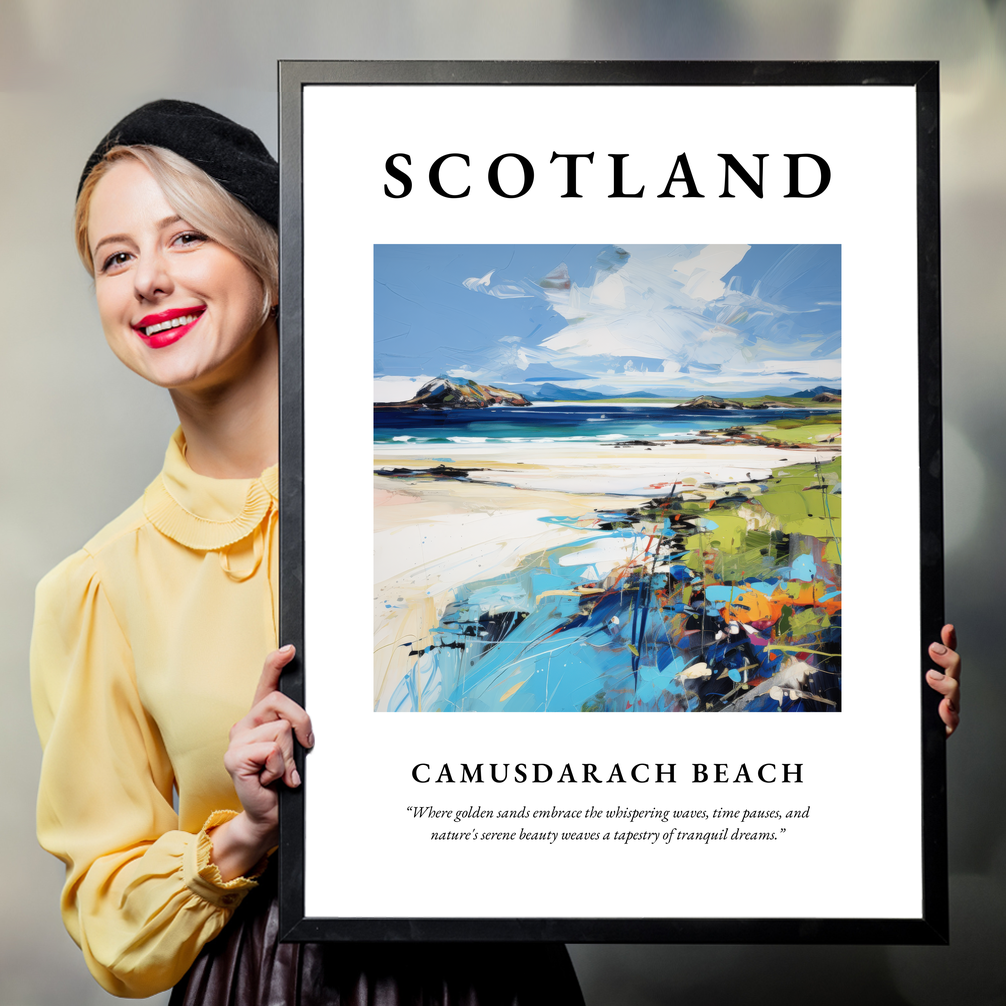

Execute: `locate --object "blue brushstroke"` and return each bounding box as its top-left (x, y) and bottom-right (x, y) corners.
top-left (388, 510), bottom-right (841, 714)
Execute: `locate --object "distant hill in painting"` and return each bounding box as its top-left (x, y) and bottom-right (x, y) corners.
top-left (526, 383), bottom-right (662, 402)
top-left (510, 385), bottom-right (842, 405)
top-left (680, 394), bottom-right (820, 410)
top-left (792, 386), bottom-right (841, 399)
top-left (679, 395), bottom-right (781, 410)
top-left (376, 381), bottom-right (842, 410)
top-left (376, 376), bottom-right (532, 410)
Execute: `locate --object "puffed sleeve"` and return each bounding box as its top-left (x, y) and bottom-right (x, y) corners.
top-left (31, 549), bottom-right (262, 998)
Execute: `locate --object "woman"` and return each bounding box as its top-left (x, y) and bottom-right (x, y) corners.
top-left (31, 100), bottom-right (586, 1003)
top-left (33, 99), bottom-right (962, 1003)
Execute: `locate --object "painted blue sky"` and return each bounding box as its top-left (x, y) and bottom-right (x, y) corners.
top-left (374, 244), bottom-right (840, 399)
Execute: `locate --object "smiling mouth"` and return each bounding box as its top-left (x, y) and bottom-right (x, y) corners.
top-left (131, 307), bottom-right (207, 349)
top-left (142, 313), bottom-right (199, 337)
top-left (135, 307), bottom-right (206, 338)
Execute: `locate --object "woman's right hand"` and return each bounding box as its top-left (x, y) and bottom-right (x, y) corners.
top-left (209, 645), bottom-right (314, 881)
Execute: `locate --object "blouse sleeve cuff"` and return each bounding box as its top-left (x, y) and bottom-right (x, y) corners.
top-left (182, 810), bottom-right (269, 909)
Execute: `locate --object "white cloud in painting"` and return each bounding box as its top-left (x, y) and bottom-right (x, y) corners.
top-left (463, 270), bottom-right (534, 299)
top-left (516, 245), bottom-right (839, 392)
top-left (672, 244), bottom-right (750, 302)
top-left (482, 337), bottom-right (573, 381)
top-left (446, 365), bottom-right (490, 381)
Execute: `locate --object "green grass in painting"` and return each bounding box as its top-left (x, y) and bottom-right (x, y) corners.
top-left (750, 412), bottom-right (842, 446)
top-left (630, 455), bottom-right (842, 575)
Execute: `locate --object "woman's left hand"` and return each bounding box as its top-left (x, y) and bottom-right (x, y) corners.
top-left (926, 624), bottom-right (961, 737)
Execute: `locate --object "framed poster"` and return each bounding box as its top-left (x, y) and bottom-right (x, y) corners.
top-left (277, 61), bottom-right (946, 943)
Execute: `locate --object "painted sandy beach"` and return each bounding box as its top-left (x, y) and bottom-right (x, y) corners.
top-left (373, 245), bottom-right (841, 712)
top-left (374, 411), bottom-right (842, 712)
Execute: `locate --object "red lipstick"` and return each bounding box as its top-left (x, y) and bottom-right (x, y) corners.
top-left (132, 306), bottom-right (206, 349)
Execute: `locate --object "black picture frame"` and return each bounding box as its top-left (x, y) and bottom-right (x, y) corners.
top-left (277, 60), bottom-right (945, 944)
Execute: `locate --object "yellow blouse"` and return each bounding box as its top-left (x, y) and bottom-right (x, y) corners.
top-left (31, 428), bottom-right (279, 998)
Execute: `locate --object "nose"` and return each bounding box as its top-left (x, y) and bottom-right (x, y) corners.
top-left (133, 247), bottom-right (173, 303)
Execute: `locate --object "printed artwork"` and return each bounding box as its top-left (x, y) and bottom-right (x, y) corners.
top-left (374, 244), bottom-right (841, 713)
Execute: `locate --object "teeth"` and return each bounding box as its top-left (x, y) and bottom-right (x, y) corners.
top-left (142, 313), bottom-right (199, 337)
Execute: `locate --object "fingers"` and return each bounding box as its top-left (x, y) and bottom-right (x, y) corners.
top-left (926, 665), bottom-right (961, 737)
top-left (227, 720), bottom-right (301, 788)
top-left (245, 644), bottom-right (314, 750)
top-left (926, 667), bottom-right (959, 705)
top-left (929, 625), bottom-right (961, 683)
top-left (224, 645), bottom-right (313, 806)
top-left (248, 720), bottom-right (298, 788)
top-left (252, 740), bottom-right (288, 788)
top-left (926, 685), bottom-right (960, 737)
top-left (926, 625), bottom-right (961, 737)
top-left (940, 698), bottom-right (960, 737)
top-left (928, 642), bottom-right (961, 680)
top-left (252, 644), bottom-right (297, 706)
top-left (233, 689), bottom-right (314, 750)
top-left (225, 739), bottom-right (289, 788)
top-left (941, 623), bottom-right (957, 653)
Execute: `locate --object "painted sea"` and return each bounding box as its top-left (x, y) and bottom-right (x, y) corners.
top-left (376, 404), bottom-right (809, 444)
top-left (373, 243), bottom-right (841, 714)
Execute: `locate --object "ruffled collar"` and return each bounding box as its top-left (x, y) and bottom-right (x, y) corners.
top-left (143, 428), bottom-right (278, 551)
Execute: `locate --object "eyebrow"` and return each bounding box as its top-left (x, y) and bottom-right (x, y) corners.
top-left (91, 215), bottom-right (185, 258)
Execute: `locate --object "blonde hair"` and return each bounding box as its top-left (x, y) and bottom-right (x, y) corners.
top-left (75, 145), bottom-right (278, 323)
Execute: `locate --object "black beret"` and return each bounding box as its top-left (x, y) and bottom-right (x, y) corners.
top-left (77, 99), bottom-right (278, 228)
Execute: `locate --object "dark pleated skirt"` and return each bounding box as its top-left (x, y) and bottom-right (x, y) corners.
top-left (169, 869), bottom-right (584, 1006)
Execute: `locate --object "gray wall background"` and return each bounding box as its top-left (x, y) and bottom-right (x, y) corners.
top-left (1, 2), bottom-right (1003, 1003)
